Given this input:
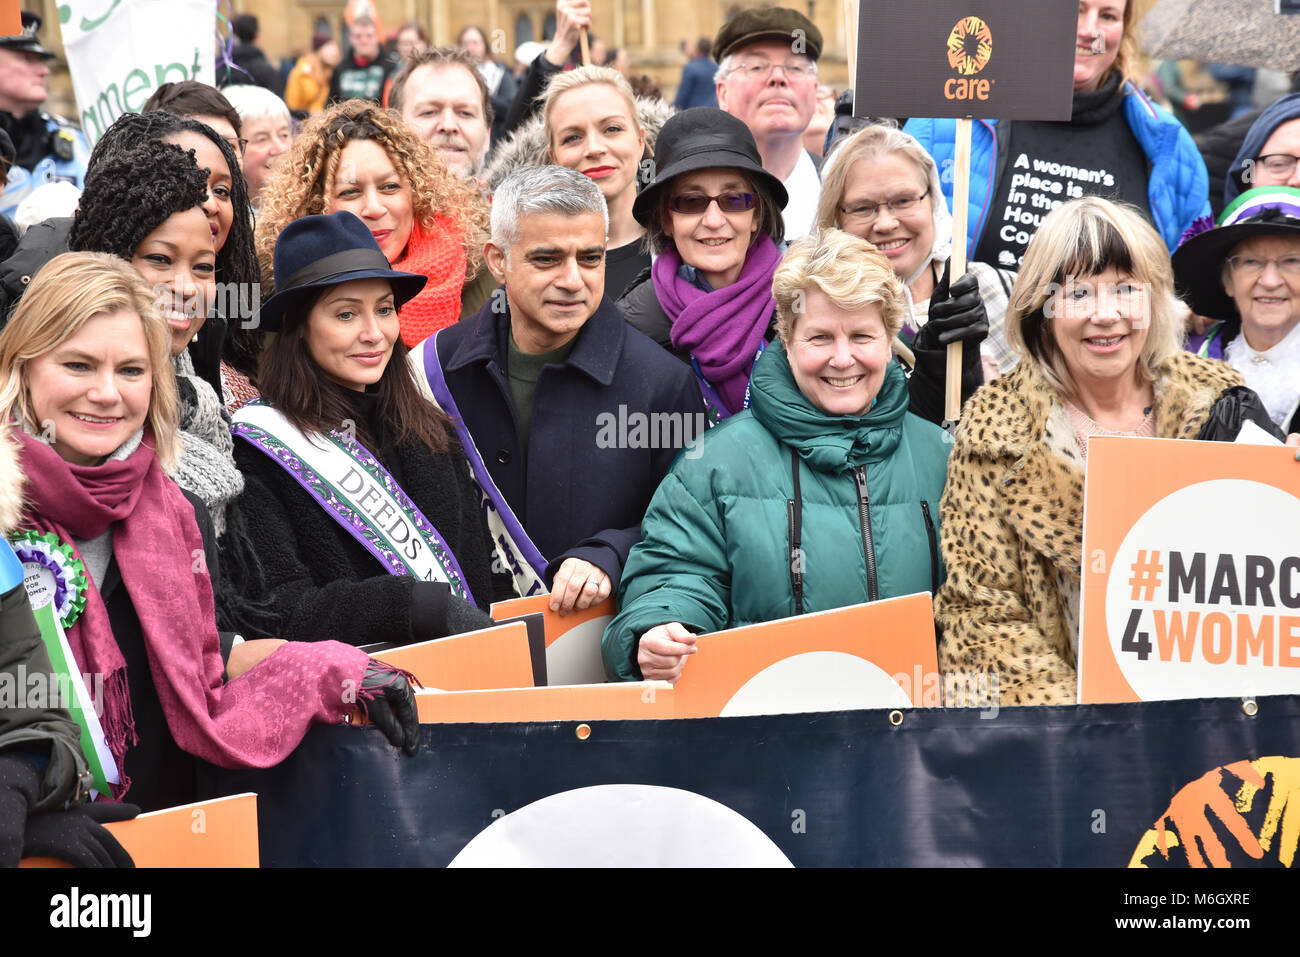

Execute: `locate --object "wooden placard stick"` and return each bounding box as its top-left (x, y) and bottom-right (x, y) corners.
top-left (580, 28), bottom-right (591, 66)
top-left (944, 115), bottom-right (973, 425)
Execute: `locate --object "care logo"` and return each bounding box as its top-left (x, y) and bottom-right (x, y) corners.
top-left (944, 16), bottom-right (993, 102)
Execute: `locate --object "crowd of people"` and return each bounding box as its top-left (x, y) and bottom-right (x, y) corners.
top-left (1, 0), bottom-right (1299, 866)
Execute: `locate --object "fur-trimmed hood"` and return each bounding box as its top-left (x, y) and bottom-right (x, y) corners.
top-left (486, 96), bottom-right (676, 193)
top-left (0, 418), bottom-right (23, 536)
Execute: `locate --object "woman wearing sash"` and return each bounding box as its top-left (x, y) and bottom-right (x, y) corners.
top-left (221, 212), bottom-right (511, 649)
top-left (255, 100), bottom-right (488, 347)
top-left (0, 252), bottom-right (419, 813)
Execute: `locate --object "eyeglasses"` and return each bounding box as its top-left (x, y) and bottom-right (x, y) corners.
top-left (1225, 253), bottom-right (1300, 277)
top-left (224, 136), bottom-right (249, 158)
top-left (839, 189), bottom-right (930, 224)
top-left (1256, 153), bottom-right (1300, 179)
top-left (667, 191), bottom-right (756, 215)
top-left (729, 59), bottom-right (816, 82)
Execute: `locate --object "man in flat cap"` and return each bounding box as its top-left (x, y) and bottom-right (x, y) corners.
top-left (0, 11), bottom-right (88, 219)
top-left (713, 7), bottom-right (823, 240)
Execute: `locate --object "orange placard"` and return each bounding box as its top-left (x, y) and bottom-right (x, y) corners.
top-left (22, 793), bottom-right (259, 868)
top-left (0, 2), bottom-right (20, 37)
top-left (671, 594), bottom-right (940, 718)
top-left (415, 681), bottom-right (672, 722)
top-left (369, 621), bottom-right (534, 690)
top-left (1079, 436), bottom-right (1300, 703)
top-left (491, 594), bottom-right (615, 685)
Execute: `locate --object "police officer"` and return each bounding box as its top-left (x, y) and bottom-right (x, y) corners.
top-left (0, 12), bottom-right (89, 219)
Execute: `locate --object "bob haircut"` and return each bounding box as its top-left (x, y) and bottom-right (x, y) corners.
top-left (0, 252), bottom-right (180, 471)
top-left (1005, 197), bottom-right (1183, 400)
top-left (255, 100), bottom-right (488, 285)
top-left (772, 228), bottom-right (906, 346)
top-left (815, 121), bottom-right (935, 232)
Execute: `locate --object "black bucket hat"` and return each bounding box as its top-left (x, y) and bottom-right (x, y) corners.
top-left (259, 211), bottom-right (427, 332)
top-left (631, 108), bottom-right (788, 227)
top-left (1172, 186), bottom-right (1300, 320)
top-left (0, 12), bottom-right (56, 59)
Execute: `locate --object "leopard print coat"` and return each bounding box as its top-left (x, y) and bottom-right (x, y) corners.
top-left (934, 351), bottom-right (1246, 705)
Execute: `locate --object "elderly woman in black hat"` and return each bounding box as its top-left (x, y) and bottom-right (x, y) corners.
top-left (617, 107), bottom-right (789, 422)
top-left (1174, 186), bottom-right (1300, 434)
top-left (620, 108), bottom-right (982, 425)
top-left (219, 211), bottom-right (513, 650)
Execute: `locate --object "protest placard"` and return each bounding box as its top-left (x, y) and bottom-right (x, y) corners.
top-left (1080, 436), bottom-right (1300, 703)
top-left (59, 0), bottom-right (216, 145)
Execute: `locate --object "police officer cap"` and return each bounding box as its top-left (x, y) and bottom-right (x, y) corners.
top-left (713, 7), bottom-right (822, 63)
top-left (0, 11), bottom-right (56, 59)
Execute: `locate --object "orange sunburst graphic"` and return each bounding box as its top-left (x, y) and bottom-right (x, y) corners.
top-left (946, 16), bottom-right (993, 76)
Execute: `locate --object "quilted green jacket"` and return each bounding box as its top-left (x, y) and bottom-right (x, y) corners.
top-left (602, 342), bottom-right (951, 680)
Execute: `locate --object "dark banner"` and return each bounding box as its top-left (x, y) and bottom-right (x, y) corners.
top-left (855, 0), bottom-right (1077, 121)
top-left (203, 695), bottom-right (1300, 867)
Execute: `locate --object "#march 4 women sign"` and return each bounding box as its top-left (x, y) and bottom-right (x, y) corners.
top-left (1079, 436), bottom-right (1300, 703)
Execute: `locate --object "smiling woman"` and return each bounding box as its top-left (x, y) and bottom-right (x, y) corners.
top-left (68, 139), bottom-right (245, 532)
top-left (935, 197), bottom-right (1285, 706)
top-left (603, 228), bottom-right (952, 683)
top-left (219, 211), bottom-right (515, 653)
top-left (256, 100), bottom-right (489, 347)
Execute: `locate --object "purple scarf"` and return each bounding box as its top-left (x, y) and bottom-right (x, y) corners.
top-left (656, 234), bottom-right (781, 416)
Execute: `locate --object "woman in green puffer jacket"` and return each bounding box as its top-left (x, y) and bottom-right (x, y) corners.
top-left (602, 229), bottom-right (952, 682)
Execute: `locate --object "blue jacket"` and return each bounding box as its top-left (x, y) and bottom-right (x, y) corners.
top-left (427, 296), bottom-right (704, 591)
top-left (675, 56), bottom-right (718, 111)
top-left (0, 114), bottom-right (89, 219)
top-left (904, 81), bottom-right (1209, 256)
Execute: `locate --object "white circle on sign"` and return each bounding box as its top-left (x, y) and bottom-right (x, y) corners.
top-left (21, 561), bottom-right (56, 610)
top-left (1105, 478), bottom-right (1300, 701)
top-left (719, 650), bottom-right (913, 716)
top-left (447, 784), bottom-right (793, 867)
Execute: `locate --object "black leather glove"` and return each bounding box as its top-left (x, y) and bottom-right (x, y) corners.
top-left (22, 801), bottom-right (137, 868)
top-left (916, 270), bottom-right (990, 349)
top-left (0, 753), bottom-right (41, 867)
top-left (361, 661), bottom-right (420, 757)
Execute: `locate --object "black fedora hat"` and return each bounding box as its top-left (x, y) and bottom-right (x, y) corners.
top-left (632, 108), bottom-right (788, 227)
top-left (0, 12), bottom-right (56, 59)
top-left (259, 211), bottom-right (427, 332)
top-left (1172, 186), bottom-right (1300, 320)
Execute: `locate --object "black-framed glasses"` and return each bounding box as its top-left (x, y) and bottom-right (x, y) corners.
top-left (840, 188), bottom-right (930, 224)
top-left (667, 191), bottom-right (756, 215)
top-left (1256, 153), bottom-right (1300, 179)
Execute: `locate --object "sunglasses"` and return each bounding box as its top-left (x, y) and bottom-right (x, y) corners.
top-left (667, 191), bottom-right (756, 215)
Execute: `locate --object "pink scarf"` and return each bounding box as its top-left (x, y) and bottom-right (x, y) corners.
top-left (16, 430), bottom-right (375, 797)
top-left (656, 234), bottom-right (781, 415)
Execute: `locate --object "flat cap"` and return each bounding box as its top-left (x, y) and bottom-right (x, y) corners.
top-left (713, 7), bottom-right (823, 63)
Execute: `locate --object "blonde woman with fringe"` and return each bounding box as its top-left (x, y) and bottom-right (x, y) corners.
top-left (0, 253), bottom-right (419, 814)
top-left (255, 99), bottom-right (488, 346)
top-left (602, 229), bottom-right (952, 683)
top-left (934, 198), bottom-right (1293, 707)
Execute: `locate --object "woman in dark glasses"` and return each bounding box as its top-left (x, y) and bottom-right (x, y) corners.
top-left (617, 108), bottom-right (787, 422)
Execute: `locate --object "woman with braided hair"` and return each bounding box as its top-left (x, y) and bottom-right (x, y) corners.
top-left (84, 110), bottom-right (261, 411)
top-left (68, 139), bottom-right (244, 534)
top-left (255, 99), bottom-right (488, 346)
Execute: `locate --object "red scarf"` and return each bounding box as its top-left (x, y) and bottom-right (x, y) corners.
top-left (15, 430), bottom-right (374, 797)
top-left (393, 216), bottom-right (468, 347)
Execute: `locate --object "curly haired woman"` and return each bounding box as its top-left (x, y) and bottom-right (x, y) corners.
top-left (256, 99), bottom-right (489, 346)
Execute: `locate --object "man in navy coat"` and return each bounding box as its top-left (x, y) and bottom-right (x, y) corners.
top-left (413, 166), bottom-right (702, 613)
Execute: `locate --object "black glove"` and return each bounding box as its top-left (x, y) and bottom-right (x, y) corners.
top-left (22, 801), bottom-right (137, 868)
top-left (0, 753), bottom-right (41, 867)
top-left (915, 269), bottom-right (990, 349)
top-left (361, 662), bottom-right (420, 757)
